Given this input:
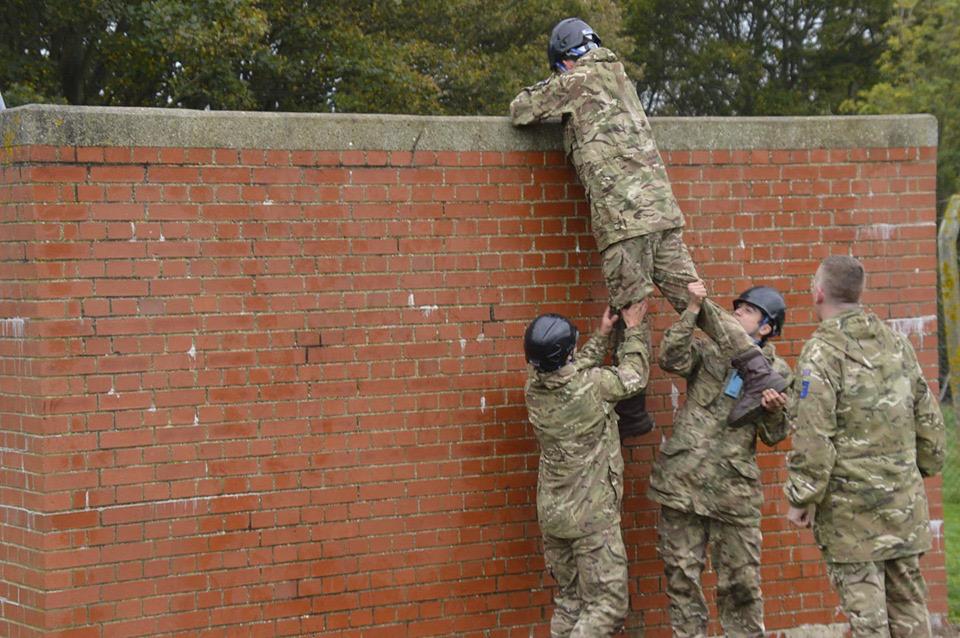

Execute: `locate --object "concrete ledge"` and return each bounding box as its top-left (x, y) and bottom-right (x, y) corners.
top-left (0, 104), bottom-right (938, 152)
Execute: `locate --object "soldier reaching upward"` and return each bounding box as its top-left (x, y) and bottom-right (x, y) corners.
top-left (524, 302), bottom-right (649, 637)
top-left (510, 18), bottom-right (788, 439)
top-left (785, 255), bottom-right (945, 638)
top-left (649, 281), bottom-right (791, 637)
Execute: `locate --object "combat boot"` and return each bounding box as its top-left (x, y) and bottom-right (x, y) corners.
top-left (616, 392), bottom-right (655, 442)
top-left (727, 348), bottom-right (789, 427)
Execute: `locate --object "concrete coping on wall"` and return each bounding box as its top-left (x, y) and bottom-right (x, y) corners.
top-left (0, 104), bottom-right (938, 152)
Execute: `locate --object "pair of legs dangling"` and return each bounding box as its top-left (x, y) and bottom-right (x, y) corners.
top-left (604, 229), bottom-right (789, 439)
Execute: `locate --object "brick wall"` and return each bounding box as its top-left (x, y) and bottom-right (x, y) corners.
top-left (0, 106), bottom-right (944, 637)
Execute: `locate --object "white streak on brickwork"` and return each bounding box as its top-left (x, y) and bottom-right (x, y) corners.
top-left (886, 314), bottom-right (936, 349)
top-left (407, 293), bottom-right (415, 307)
top-left (929, 519), bottom-right (943, 537)
top-left (188, 342), bottom-right (196, 359)
top-left (0, 318), bottom-right (25, 338)
top-left (671, 383), bottom-right (680, 418)
top-left (480, 396), bottom-right (486, 414)
top-left (419, 305), bottom-right (439, 316)
top-left (855, 221), bottom-right (934, 241)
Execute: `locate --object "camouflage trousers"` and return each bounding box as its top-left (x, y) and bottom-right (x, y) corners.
top-left (826, 555), bottom-right (931, 638)
top-left (658, 506), bottom-right (764, 638)
top-left (602, 229), bottom-right (755, 359)
top-left (542, 524), bottom-right (629, 638)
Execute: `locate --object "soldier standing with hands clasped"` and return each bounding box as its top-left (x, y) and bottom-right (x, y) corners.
top-left (510, 18), bottom-right (789, 440)
top-left (523, 301), bottom-right (649, 637)
top-left (649, 280), bottom-right (791, 637)
top-left (785, 255), bottom-right (945, 637)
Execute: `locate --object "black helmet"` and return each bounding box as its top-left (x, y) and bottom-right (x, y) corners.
top-left (733, 286), bottom-right (786, 337)
top-left (548, 18), bottom-right (601, 71)
top-left (524, 313), bottom-right (579, 372)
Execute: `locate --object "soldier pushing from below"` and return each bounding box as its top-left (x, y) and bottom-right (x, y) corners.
top-left (785, 255), bottom-right (945, 638)
top-left (524, 302), bottom-right (649, 637)
top-left (649, 281), bottom-right (791, 637)
top-left (510, 18), bottom-right (789, 440)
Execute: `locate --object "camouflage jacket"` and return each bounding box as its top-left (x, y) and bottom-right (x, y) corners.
top-left (525, 323), bottom-right (650, 539)
top-left (648, 308), bottom-right (791, 527)
top-left (785, 309), bottom-right (945, 563)
top-left (509, 48), bottom-right (683, 252)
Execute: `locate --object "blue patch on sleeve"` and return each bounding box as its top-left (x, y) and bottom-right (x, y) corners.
top-left (799, 368), bottom-right (811, 398)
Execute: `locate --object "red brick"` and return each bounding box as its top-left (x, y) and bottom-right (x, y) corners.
top-left (0, 129), bottom-right (943, 638)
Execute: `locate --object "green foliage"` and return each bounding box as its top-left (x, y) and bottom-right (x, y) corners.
top-left (843, 0), bottom-right (960, 210)
top-left (0, 0), bottom-right (269, 109)
top-left (0, 0), bottom-right (637, 115)
top-left (943, 405), bottom-right (960, 622)
top-left (623, 0), bottom-right (893, 115)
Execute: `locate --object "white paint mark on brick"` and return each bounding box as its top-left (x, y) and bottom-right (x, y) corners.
top-left (855, 221), bottom-right (934, 242)
top-left (0, 318), bottom-right (25, 338)
top-left (263, 198), bottom-right (274, 206)
top-left (188, 341), bottom-right (196, 360)
top-left (419, 305), bottom-right (439, 317)
top-left (194, 410), bottom-right (200, 426)
top-left (407, 293), bottom-right (415, 307)
top-left (476, 333), bottom-right (485, 343)
top-left (886, 314), bottom-right (936, 349)
top-left (929, 519), bottom-right (943, 537)
top-left (459, 338), bottom-right (466, 351)
top-left (148, 404), bottom-right (157, 413)
top-left (671, 383), bottom-right (680, 418)
top-left (107, 387), bottom-right (117, 396)
top-left (857, 223), bottom-right (898, 240)
top-left (129, 221), bottom-right (136, 241)
top-left (480, 396), bottom-right (486, 414)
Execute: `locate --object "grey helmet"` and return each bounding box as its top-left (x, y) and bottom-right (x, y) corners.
top-left (524, 313), bottom-right (579, 372)
top-left (733, 286), bottom-right (786, 337)
top-left (548, 18), bottom-right (601, 72)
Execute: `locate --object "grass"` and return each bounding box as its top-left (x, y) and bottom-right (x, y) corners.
top-left (943, 404), bottom-right (959, 624)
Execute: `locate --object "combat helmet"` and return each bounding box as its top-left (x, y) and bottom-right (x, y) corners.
top-left (524, 314), bottom-right (579, 372)
top-left (733, 286), bottom-right (786, 337)
top-left (548, 18), bottom-right (601, 71)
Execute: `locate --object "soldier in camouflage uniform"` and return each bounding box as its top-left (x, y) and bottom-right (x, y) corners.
top-left (649, 281), bottom-right (791, 637)
top-left (510, 18), bottom-right (788, 437)
top-left (785, 256), bottom-right (946, 638)
top-left (524, 301), bottom-right (650, 637)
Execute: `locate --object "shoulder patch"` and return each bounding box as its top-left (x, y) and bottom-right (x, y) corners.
top-left (799, 369), bottom-right (811, 399)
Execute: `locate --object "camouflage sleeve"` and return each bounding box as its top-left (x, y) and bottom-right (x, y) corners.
top-left (657, 307), bottom-right (703, 378)
top-left (784, 341), bottom-right (839, 507)
top-left (587, 323), bottom-right (650, 403)
top-left (757, 358), bottom-right (793, 447)
top-left (572, 330), bottom-right (612, 370)
top-left (509, 73), bottom-right (579, 125)
top-left (901, 336), bottom-right (946, 477)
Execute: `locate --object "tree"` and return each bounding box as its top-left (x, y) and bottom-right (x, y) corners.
top-left (0, 0), bottom-right (269, 110)
top-left (623, 0), bottom-right (893, 115)
top-left (843, 0), bottom-right (960, 209)
top-left (0, 0), bottom-right (639, 116)
top-left (251, 0), bottom-right (638, 115)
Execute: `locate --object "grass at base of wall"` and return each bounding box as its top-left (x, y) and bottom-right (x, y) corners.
top-left (943, 404), bottom-right (958, 624)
